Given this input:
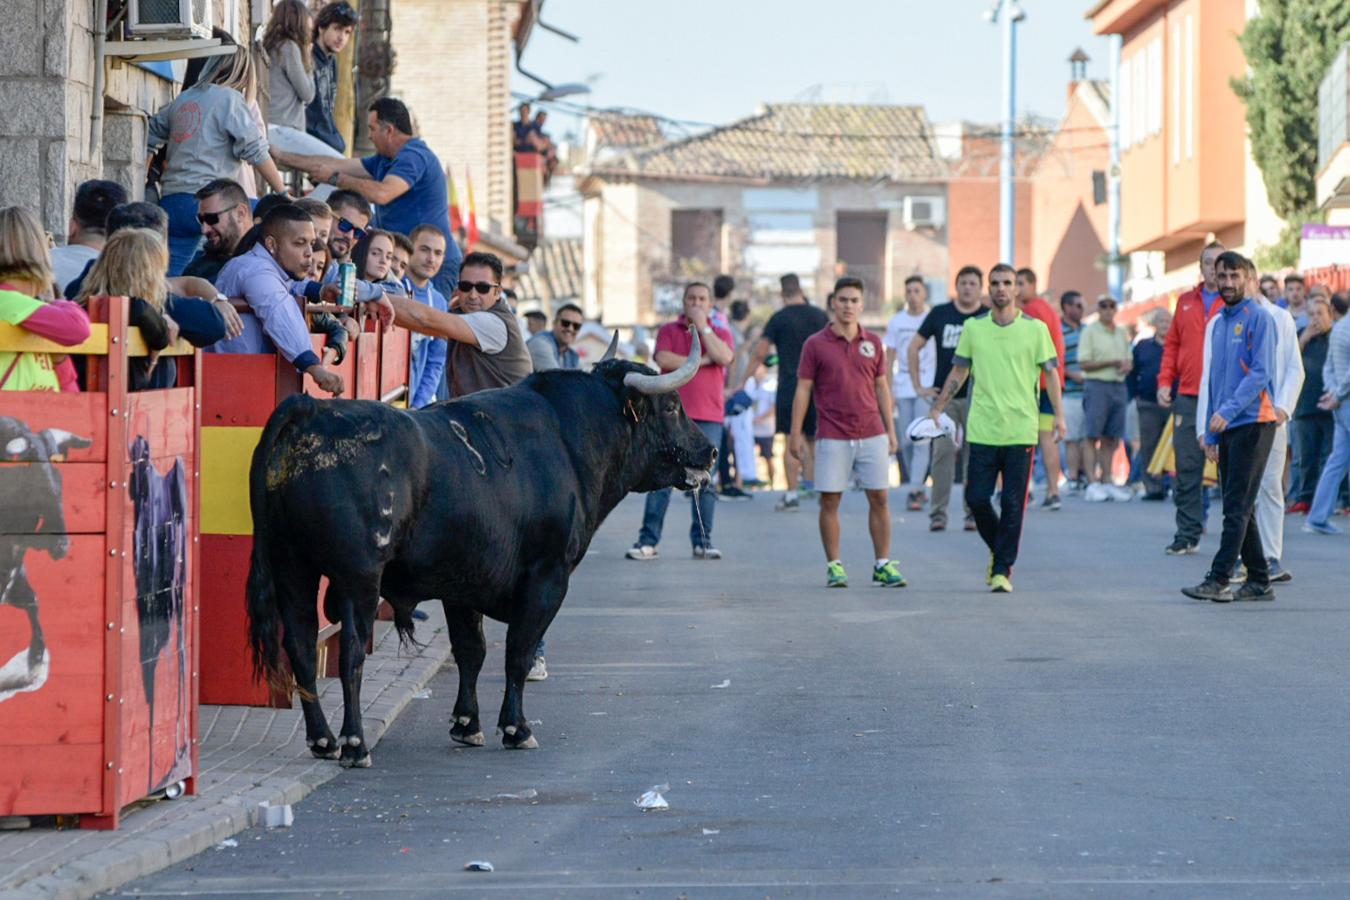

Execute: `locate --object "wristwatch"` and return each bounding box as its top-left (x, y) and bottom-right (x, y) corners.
top-left (327, 171), bottom-right (340, 186)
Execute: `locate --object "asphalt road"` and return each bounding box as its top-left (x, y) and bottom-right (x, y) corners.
top-left (116, 488), bottom-right (1350, 898)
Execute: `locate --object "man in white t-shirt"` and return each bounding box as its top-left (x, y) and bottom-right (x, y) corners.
top-left (884, 275), bottom-right (937, 510)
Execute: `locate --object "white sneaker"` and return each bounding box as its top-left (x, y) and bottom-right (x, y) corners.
top-left (692, 545), bottom-right (723, 560)
top-left (1083, 483), bottom-right (1110, 503)
top-left (625, 545), bottom-right (659, 561)
top-left (1107, 484), bottom-right (1135, 502)
top-left (527, 656), bottom-right (548, 682)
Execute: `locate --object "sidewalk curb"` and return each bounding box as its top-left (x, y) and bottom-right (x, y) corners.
top-left (5, 614), bottom-right (451, 900)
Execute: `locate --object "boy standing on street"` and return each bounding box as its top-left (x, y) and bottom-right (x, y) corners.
top-left (791, 277), bottom-right (907, 588)
top-left (928, 264), bottom-right (1064, 593)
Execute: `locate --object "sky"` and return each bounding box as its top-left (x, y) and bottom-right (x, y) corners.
top-left (512, 0), bottom-right (1114, 140)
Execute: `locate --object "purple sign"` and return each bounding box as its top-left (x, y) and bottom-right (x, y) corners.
top-left (1302, 223), bottom-right (1350, 240)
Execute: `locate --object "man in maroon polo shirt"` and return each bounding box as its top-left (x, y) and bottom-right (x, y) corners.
top-left (626, 281), bottom-right (736, 560)
top-left (790, 276), bottom-right (907, 588)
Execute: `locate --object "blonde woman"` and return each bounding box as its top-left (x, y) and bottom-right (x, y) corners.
top-left (0, 207), bottom-right (91, 392)
top-left (75, 229), bottom-right (182, 391)
top-left (147, 45), bottom-right (287, 276)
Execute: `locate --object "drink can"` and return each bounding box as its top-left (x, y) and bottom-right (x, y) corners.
top-left (338, 261), bottom-right (356, 307)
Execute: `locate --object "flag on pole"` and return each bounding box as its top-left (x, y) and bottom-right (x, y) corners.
top-left (446, 166), bottom-right (464, 236)
top-left (465, 165), bottom-right (480, 249)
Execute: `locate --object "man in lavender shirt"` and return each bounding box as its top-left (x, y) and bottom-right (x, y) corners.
top-left (210, 205), bottom-right (380, 395)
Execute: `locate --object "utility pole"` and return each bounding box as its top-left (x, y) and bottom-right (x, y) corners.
top-left (1107, 34), bottom-right (1124, 299)
top-left (987, 0), bottom-right (1025, 266)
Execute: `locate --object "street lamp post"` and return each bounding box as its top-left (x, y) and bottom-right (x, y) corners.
top-left (987, 0), bottom-right (1025, 266)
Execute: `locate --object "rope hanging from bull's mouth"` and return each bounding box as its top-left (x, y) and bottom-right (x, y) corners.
top-left (449, 421), bottom-right (487, 476)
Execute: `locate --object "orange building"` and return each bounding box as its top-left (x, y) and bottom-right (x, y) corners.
top-left (1088, 0), bottom-right (1283, 299)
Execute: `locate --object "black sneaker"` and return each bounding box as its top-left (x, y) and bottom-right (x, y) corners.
top-left (1234, 582), bottom-right (1275, 602)
top-left (1181, 579), bottom-right (1234, 603)
top-left (1041, 494), bottom-right (1061, 511)
top-left (1267, 558), bottom-right (1292, 583)
top-left (1164, 540), bottom-right (1198, 556)
top-left (718, 485), bottom-right (753, 502)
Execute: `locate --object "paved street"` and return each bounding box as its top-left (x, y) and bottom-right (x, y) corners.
top-left (117, 489), bottom-right (1350, 897)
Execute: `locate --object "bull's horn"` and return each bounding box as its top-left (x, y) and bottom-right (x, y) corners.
top-left (623, 326), bottom-right (701, 395)
top-left (599, 331), bottom-right (620, 362)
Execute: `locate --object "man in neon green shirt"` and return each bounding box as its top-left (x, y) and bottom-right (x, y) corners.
top-left (928, 263), bottom-right (1064, 593)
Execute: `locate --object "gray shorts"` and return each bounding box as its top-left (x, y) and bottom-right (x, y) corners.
top-left (1062, 393), bottom-right (1086, 442)
top-left (1083, 380), bottom-right (1128, 439)
top-left (815, 435), bottom-right (891, 493)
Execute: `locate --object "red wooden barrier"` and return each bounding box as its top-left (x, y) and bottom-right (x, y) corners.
top-left (0, 296), bottom-right (201, 829)
top-left (198, 321), bottom-right (411, 707)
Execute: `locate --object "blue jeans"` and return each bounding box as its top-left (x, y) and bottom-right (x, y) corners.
top-left (1309, 404), bottom-right (1350, 525)
top-left (160, 192), bottom-right (203, 277)
top-left (637, 420), bottom-right (723, 549)
top-left (430, 239), bottom-right (464, 403)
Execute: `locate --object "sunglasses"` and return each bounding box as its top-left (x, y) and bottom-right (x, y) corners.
top-left (1098, 302), bottom-right (1117, 309)
top-left (196, 206), bottom-right (240, 226)
top-left (337, 217), bottom-right (366, 241)
top-left (457, 280), bottom-right (499, 295)
top-left (557, 319), bottom-right (582, 331)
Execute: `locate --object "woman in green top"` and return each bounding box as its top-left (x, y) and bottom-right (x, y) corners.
top-left (0, 207), bottom-right (91, 392)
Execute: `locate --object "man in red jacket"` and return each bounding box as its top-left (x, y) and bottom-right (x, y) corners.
top-left (1156, 241), bottom-right (1225, 555)
top-left (1017, 268), bottom-right (1067, 509)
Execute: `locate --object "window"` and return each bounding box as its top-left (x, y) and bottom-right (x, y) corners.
top-left (1119, 56), bottom-right (1133, 149)
top-left (1092, 170), bottom-right (1107, 206)
top-left (1171, 23), bottom-right (1182, 164)
top-left (1184, 14), bottom-right (1195, 160)
top-left (1132, 52), bottom-right (1147, 145)
top-left (1147, 37), bottom-right (1163, 137)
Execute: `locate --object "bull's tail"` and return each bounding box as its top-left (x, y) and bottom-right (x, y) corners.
top-left (246, 394), bottom-right (319, 697)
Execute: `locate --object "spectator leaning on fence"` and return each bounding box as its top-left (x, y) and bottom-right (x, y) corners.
top-left (0, 207), bottom-right (91, 392)
top-left (210, 204), bottom-right (358, 396)
top-left (183, 178), bottom-right (252, 283)
top-left (147, 46), bottom-right (288, 276)
top-left (275, 98), bottom-right (463, 303)
top-left (306, 1), bottom-right (357, 153)
top-left (51, 179), bottom-right (127, 294)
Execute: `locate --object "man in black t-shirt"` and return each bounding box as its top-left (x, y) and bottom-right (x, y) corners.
top-left (910, 265), bottom-right (985, 531)
top-left (736, 273), bottom-right (829, 511)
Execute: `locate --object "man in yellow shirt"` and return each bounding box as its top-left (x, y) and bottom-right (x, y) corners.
top-left (1078, 295), bottom-right (1133, 501)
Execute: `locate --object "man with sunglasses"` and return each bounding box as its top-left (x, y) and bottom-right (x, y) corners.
top-left (527, 303), bottom-right (583, 372)
top-left (183, 178), bottom-right (252, 283)
top-left (276, 97), bottom-right (463, 306)
top-left (381, 250), bottom-right (533, 398)
top-left (320, 190), bottom-right (371, 281)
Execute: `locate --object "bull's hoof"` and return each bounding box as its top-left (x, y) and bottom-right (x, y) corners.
top-left (308, 736), bottom-right (340, 760)
top-left (339, 736), bottom-right (372, 768)
top-left (500, 725), bottom-right (539, 750)
top-left (450, 715), bottom-right (484, 746)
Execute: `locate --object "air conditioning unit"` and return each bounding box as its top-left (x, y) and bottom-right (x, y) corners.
top-left (902, 196), bottom-right (946, 230)
top-left (127, 0), bottom-right (213, 39)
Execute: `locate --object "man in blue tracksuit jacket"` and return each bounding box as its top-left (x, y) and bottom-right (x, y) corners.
top-left (1183, 251), bottom-right (1279, 603)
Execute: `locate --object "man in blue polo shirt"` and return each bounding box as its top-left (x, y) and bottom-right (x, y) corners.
top-left (275, 97), bottom-right (464, 302)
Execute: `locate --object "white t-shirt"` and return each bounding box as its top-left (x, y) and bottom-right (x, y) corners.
top-left (883, 308), bottom-right (935, 400)
top-left (460, 310), bottom-right (509, 354)
top-left (749, 375), bottom-right (777, 438)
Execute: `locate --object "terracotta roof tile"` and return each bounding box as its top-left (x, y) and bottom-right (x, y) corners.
top-left (601, 103), bottom-right (942, 181)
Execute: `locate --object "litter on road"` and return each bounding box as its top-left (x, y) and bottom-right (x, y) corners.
top-left (635, 784), bottom-right (670, 811)
top-left (259, 801), bottom-right (293, 828)
top-left (710, 679), bottom-right (730, 689)
top-left (464, 860), bottom-right (495, 872)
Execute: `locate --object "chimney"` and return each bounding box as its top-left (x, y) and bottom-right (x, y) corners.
top-left (1068, 47), bottom-right (1090, 102)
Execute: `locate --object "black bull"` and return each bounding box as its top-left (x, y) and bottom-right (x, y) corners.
top-left (247, 333), bottom-right (715, 767)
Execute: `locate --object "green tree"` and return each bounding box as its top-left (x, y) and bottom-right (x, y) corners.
top-left (1233, 0), bottom-right (1350, 267)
